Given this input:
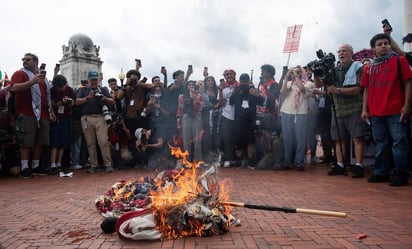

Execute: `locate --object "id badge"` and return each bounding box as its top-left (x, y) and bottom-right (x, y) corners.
top-left (241, 100), bottom-right (249, 108)
top-left (319, 96), bottom-right (325, 108)
top-left (57, 105), bottom-right (65, 114)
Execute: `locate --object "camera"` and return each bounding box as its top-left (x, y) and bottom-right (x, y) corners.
top-left (112, 115), bottom-right (124, 134)
top-left (102, 105), bottom-right (112, 124)
top-left (308, 49), bottom-right (336, 85)
top-left (91, 89), bottom-right (103, 98)
top-left (140, 132), bottom-right (147, 145)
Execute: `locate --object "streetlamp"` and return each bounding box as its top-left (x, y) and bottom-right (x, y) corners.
top-left (119, 68), bottom-right (126, 87)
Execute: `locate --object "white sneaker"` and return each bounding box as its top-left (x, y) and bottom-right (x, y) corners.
top-left (60, 171), bottom-right (74, 177)
top-left (71, 165), bottom-right (83, 170)
top-left (223, 161), bottom-right (231, 168)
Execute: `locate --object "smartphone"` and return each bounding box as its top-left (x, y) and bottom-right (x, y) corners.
top-left (135, 59), bottom-right (142, 67)
top-left (188, 65), bottom-right (193, 71)
top-left (141, 77), bottom-right (148, 83)
top-left (161, 66), bottom-right (166, 71)
top-left (56, 63), bottom-right (60, 68)
top-left (220, 79), bottom-right (225, 84)
top-left (382, 18), bottom-right (392, 32)
top-left (39, 63), bottom-right (46, 75)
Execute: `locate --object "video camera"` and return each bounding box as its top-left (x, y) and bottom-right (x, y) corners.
top-left (307, 49), bottom-right (336, 85)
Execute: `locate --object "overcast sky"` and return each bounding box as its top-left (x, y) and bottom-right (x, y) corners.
top-left (0, 0), bottom-right (405, 86)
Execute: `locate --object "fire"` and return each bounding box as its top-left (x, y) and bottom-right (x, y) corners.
top-left (150, 145), bottom-right (233, 239)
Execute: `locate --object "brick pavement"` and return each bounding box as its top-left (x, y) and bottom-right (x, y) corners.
top-left (0, 164), bottom-right (411, 249)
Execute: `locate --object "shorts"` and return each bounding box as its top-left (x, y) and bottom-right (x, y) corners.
top-left (50, 118), bottom-right (72, 149)
top-left (330, 112), bottom-right (367, 141)
top-left (16, 115), bottom-right (49, 148)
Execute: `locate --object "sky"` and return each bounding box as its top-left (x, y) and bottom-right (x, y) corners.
top-left (0, 0), bottom-right (406, 87)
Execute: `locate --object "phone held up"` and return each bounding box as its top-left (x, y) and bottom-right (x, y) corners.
top-left (381, 18), bottom-right (392, 32)
top-left (39, 63), bottom-right (46, 75)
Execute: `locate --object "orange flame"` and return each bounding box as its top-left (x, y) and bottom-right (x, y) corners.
top-left (150, 145), bottom-right (231, 239)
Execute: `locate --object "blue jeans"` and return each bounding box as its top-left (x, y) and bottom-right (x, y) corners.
top-left (371, 114), bottom-right (409, 175)
top-left (280, 113), bottom-right (308, 167)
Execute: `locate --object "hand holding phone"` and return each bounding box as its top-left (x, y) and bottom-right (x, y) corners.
top-left (382, 18), bottom-right (393, 32)
top-left (203, 66), bottom-right (208, 77)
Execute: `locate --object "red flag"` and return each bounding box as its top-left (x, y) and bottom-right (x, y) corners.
top-left (283, 25), bottom-right (303, 53)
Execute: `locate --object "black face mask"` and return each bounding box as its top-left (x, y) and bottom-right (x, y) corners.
top-left (239, 84), bottom-right (249, 94)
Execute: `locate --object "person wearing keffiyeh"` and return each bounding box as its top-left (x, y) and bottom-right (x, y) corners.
top-left (279, 65), bottom-right (315, 171)
top-left (10, 53), bottom-right (55, 178)
top-left (361, 33), bottom-right (412, 187)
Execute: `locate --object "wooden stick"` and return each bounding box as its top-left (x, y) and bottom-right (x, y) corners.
top-left (221, 201), bottom-right (346, 218)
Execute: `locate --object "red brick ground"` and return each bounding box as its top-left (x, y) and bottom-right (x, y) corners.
top-left (0, 164), bottom-right (411, 249)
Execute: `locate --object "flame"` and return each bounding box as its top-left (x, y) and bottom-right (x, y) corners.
top-left (150, 145), bottom-right (232, 239)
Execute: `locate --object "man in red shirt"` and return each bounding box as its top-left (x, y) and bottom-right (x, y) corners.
top-left (11, 53), bottom-right (54, 178)
top-left (361, 33), bottom-right (412, 186)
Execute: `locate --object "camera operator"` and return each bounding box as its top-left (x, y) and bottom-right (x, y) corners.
top-left (229, 73), bottom-right (264, 168)
top-left (134, 127), bottom-right (169, 171)
top-left (76, 71), bottom-right (115, 173)
top-left (108, 115), bottom-right (133, 168)
top-left (313, 44), bottom-right (367, 178)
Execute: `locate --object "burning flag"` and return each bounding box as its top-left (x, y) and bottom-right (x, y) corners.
top-left (96, 146), bottom-right (239, 241)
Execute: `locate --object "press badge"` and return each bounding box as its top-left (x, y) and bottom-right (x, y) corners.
top-left (319, 96), bottom-right (325, 108)
top-left (241, 100), bottom-right (249, 108)
top-left (57, 105), bottom-right (65, 114)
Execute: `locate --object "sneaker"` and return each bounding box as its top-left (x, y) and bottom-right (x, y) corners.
top-left (19, 168), bottom-right (33, 178)
top-left (223, 161), bottom-right (231, 168)
top-left (71, 165), bottom-right (83, 170)
top-left (32, 167), bottom-right (49, 176)
top-left (351, 166), bottom-right (364, 178)
top-left (59, 171), bottom-right (74, 177)
top-left (319, 156), bottom-right (335, 165)
top-left (86, 167), bottom-right (98, 173)
top-left (49, 167), bottom-right (61, 175)
top-left (389, 170), bottom-right (409, 187)
top-left (327, 165), bottom-right (346, 176)
top-left (106, 166), bottom-right (114, 173)
top-left (367, 174), bottom-right (390, 183)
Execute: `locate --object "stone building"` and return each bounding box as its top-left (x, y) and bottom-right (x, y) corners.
top-left (60, 33), bottom-right (103, 88)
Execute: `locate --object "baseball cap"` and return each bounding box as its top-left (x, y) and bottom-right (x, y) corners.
top-left (239, 73), bottom-right (250, 83)
top-left (88, 71), bottom-right (99, 80)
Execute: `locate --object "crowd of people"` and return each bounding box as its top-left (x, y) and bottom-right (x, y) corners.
top-left (0, 27), bottom-right (411, 187)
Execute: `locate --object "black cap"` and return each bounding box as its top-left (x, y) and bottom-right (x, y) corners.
top-left (239, 73), bottom-right (250, 83)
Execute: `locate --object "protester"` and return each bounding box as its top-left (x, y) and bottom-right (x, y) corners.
top-left (218, 69), bottom-right (238, 167)
top-left (280, 65), bottom-right (315, 171)
top-left (361, 33), bottom-right (412, 186)
top-left (49, 74), bottom-right (75, 176)
top-left (11, 53), bottom-right (54, 178)
top-left (177, 80), bottom-right (204, 162)
top-left (229, 73), bottom-right (263, 168)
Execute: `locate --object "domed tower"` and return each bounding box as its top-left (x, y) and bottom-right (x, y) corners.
top-left (60, 33), bottom-right (103, 88)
